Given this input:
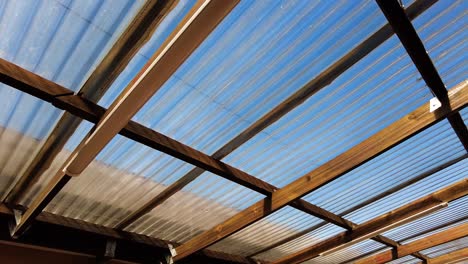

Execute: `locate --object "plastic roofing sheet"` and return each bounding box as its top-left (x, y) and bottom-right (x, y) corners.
top-left (99, 0), bottom-right (388, 157)
top-left (303, 119), bottom-right (465, 217)
top-left (208, 206), bottom-right (324, 257)
top-left (413, 0), bottom-right (467, 88)
top-left (382, 196), bottom-right (468, 243)
top-left (303, 240), bottom-right (388, 264)
top-left (0, 0), bottom-right (144, 199)
top-left (387, 256), bottom-right (420, 264)
top-left (344, 156), bottom-right (467, 224)
top-left (222, 29), bottom-right (437, 188)
top-left (253, 223), bottom-right (346, 262)
top-left (18, 0), bottom-right (197, 211)
top-left (420, 236), bottom-right (468, 258)
top-left (124, 171), bottom-right (264, 243)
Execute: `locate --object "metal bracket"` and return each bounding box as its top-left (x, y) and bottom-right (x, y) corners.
top-left (429, 97), bottom-right (442, 112)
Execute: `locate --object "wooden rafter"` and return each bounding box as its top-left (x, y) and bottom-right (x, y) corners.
top-left (249, 154), bottom-right (467, 258)
top-left (0, 204), bottom-right (251, 264)
top-left (115, 0), bottom-right (439, 229)
top-left (0, 58), bottom-right (354, 233)
top-left (354, 223), bottom-right (468, 264)
top-left (8, 0), bottom-right (239, 237)
top-left (376, 0), bottom-right (468, 151)
top-left (4, 0), bottom-right (178, 205)
top-left (426, 248), bottom-right (468, 264)
top-left (0, 60), bottom-right (431, 263)
top-left (173, 81), bottom-right (468, 260)
top-left (272, 179), bottom-right (468, 264)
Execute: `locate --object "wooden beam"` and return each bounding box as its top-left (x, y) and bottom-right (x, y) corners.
top-left (336, 154), bottom-right (468, 218)
top-left (173, 82), bottom-right (468, 260)
top-left (0, 204), bottom-right (251, 264)
top-left (9, 0), bottom-right (239, 237)
top-left (114, 0), bottom-right (440, 228)
top-left (0, 58), bottom-right (354, 233)
top-left (4, 0), bottom-right (177, 204)
top-left (427, 248), bottom-right (468, 264)
top-left (271, 179), bottom-right (467, 264)
top-left (354, 223), bottom-right (468, 264)
top-left (249, 154), bottom-right (467, 258)
top-left (376, 0), bottom-right (468, 151)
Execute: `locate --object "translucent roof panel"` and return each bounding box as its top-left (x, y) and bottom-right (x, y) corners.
top-left (21, 123), bottom-right (195, 228)
top-left (462, 107), bottom-right (468, 125)
top-left (99, 0), bottom-right (388, 156)
top-left (0, 0), bottom-right (145, 91)
top-left (413, 0), bottom-right (467, 88)
top-left (382, 196), bottom-right (468, 243)
top-left (208, 206), bottom-right (323, 257)
top-left (254, 223), bottom-right (346, 262)
top-left (303, 240), bottom-right (388, 264)
top-left (302, 119), bottom-right (465, 217)
top-left (222, 33), bottom-right (436, 188)
top-left (124, 171), bottom-right (264, 243)
top-left (387, 256), bottom-right (420, 264)
top-left (0, 0), bottom-right (145, 199)
top-left (420, 236), bottom-right (468, 258)
top-left (344, 156), bottom-right (467, 224)
top-left (0, 85), bottom-right (63, 198)
top-left (16, 0), bottom-right (200, 224)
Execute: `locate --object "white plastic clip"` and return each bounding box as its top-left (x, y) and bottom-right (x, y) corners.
top-left (168, 244), bottom-right (177, 257)
top-left (429, 97), bottom-right (442, 112)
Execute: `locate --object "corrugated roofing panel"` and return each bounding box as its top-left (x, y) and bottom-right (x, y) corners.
top-left (18, 0), bottom-right (197, 225)
top-left (341, 142), bottom-right (467, 223)
top-left (99, 0), bottom-right (388, 157)
top-left (253, 223), bottom-right (346, 262)
top-left (221, 30), bottom-right (437, 188)
top-left (208, 206), bottom-right (324, 257)
top-left (124, 171), bottom-right (264, 243)
top-left (419, 237), bottom-right (468, 258)
top-left (387, 256), bottom-right (420, 264)
top-left (303, 119), bottom-right (465, 218)
top-left (413, 0), bottom-right (467, 88)
top-left (303, 240), bottom-right (388, 264)
top-left (382, 196), bottom-right (468, 243)
top-left (0, 0), bottom-right (144, 199)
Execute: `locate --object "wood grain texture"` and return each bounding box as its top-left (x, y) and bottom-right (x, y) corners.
top-left (272, 179), bottom-right (468, 264)
top-left (4, 0), bottom-right (177, 205)
top-left (114, 0), bottom-right (440, 231)
top-left (427, 248), bottom-right (468, 264)
top-left (9, 0), bottom-right (239, 238)
top-left (354, 223), bottom-right (468, 264)
top-left (0, 58), bottom-right (354, 235)
top-left (173, 81), bottom-right (468, 260)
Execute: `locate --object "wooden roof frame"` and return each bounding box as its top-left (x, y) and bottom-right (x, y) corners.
top-left (8, 0), bottom-right (240, 238)
top-left (5, 0), bottom-right (178, 205)
top-left (424, 248), bottom-right (468, 264)
top-left (172, 80), bottom-right (468, 260)
top-left (354, 223), bottom-right (468, 264)
top-left (272, 179), bottom-right (468, 264)
top-left (0, 0), bottom-right (465, 263)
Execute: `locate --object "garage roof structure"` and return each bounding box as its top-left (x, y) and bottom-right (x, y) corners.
top-left (0, 0), bottom-right (466, 263)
